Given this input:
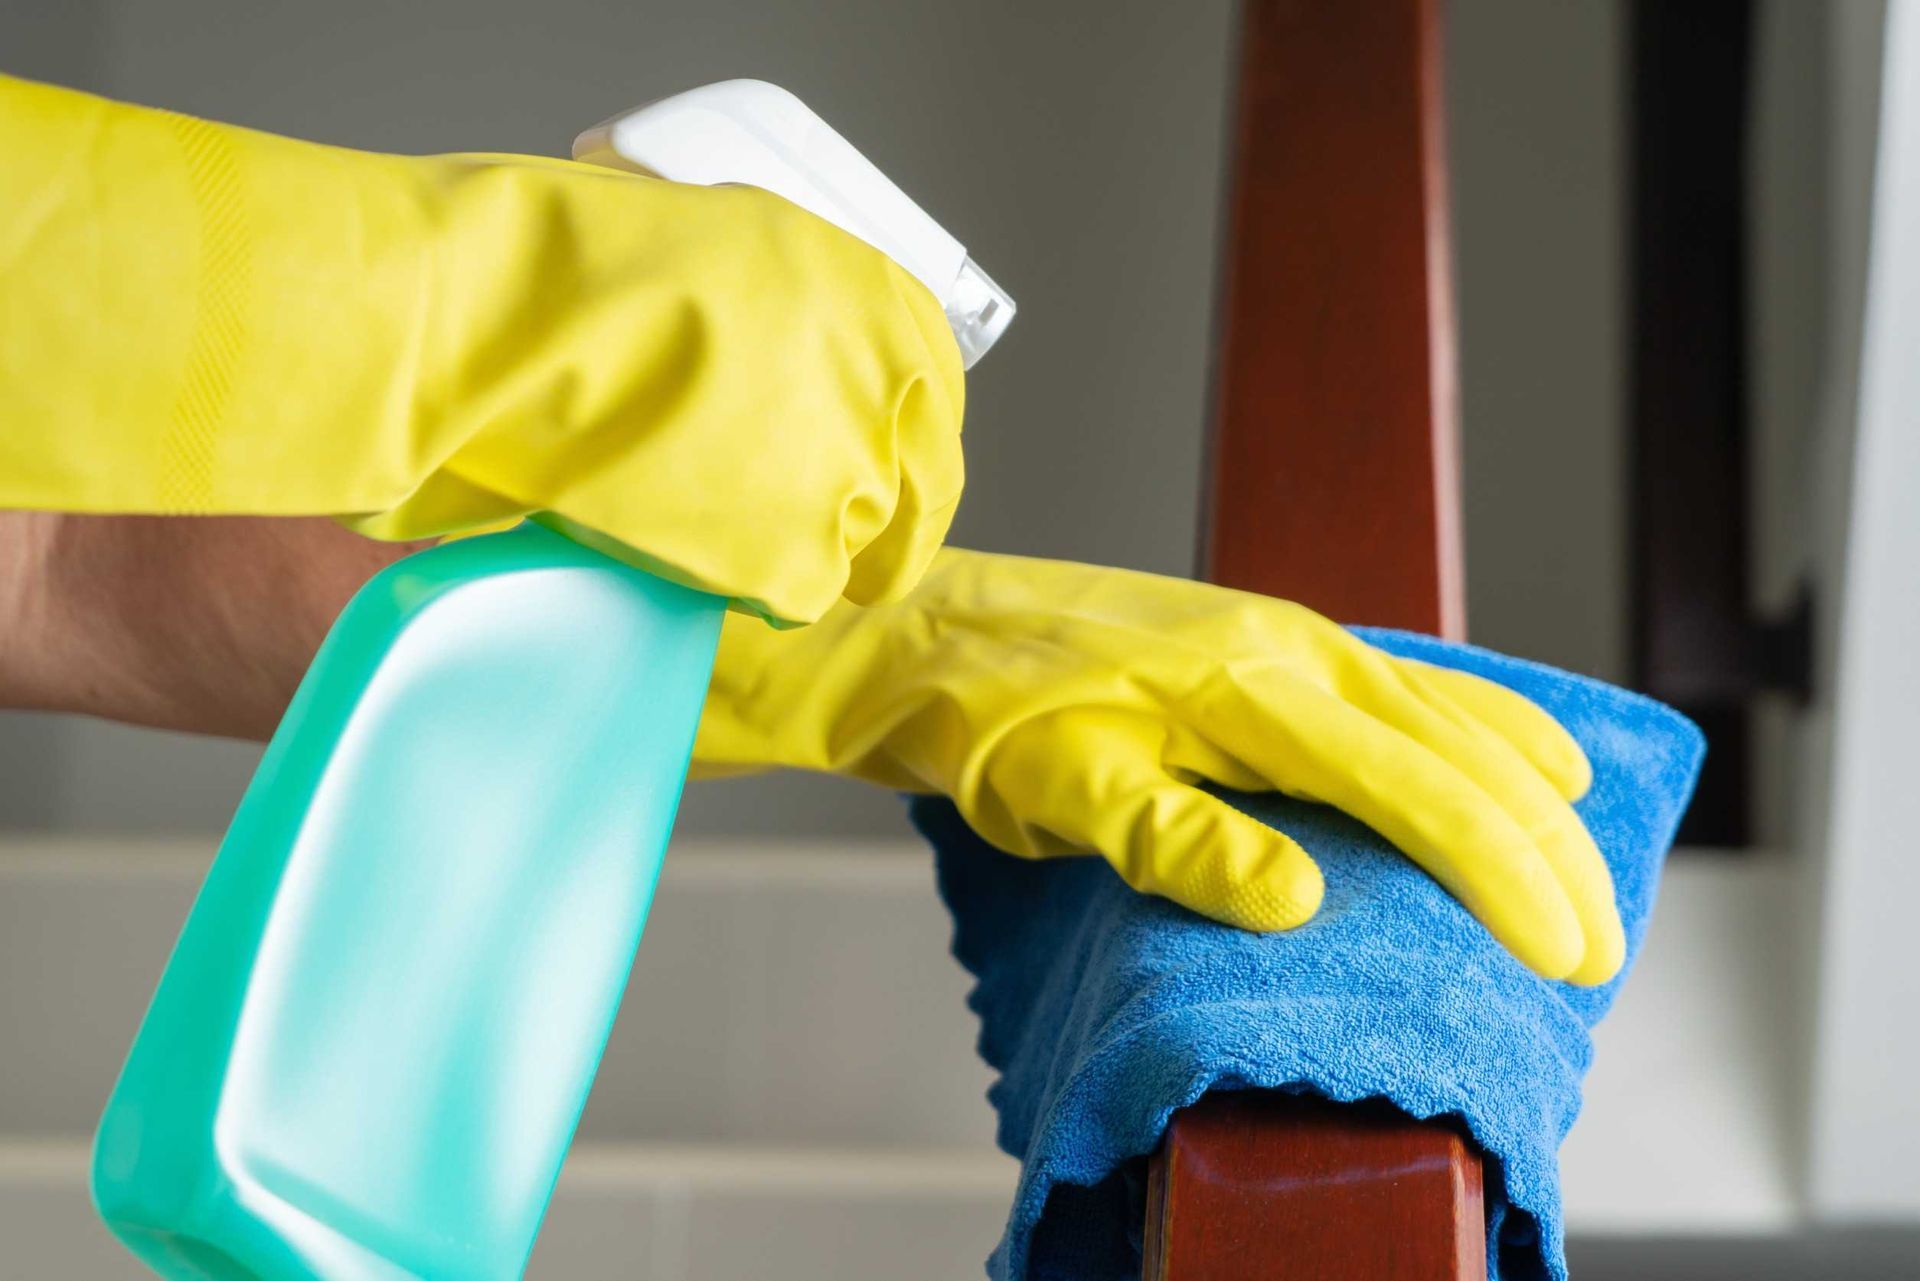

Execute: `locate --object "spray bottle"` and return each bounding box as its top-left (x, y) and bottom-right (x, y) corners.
top-left (90, 80), bottom-right (1013, 1281)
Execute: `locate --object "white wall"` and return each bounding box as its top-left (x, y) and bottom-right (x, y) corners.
top-left (1806, 0), bottom-right (1920, 1222)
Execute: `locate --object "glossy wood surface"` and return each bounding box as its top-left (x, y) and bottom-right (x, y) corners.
top-left (1144, 1095), bottom-right (1486, 1280)
top-left (1197, 0), bottom-right (1464, 638)
top-left (1149, 0), bottom-right (1487, 1276)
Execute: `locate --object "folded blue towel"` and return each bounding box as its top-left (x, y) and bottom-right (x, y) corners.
top-left (911, 629), bottom-right (1703, 1281)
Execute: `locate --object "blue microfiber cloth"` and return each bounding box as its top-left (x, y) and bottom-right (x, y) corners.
top-left (909, 629), bottom-right (1704, 1281)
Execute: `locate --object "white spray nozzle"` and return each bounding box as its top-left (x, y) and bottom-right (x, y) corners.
top-left (574, 79), bottom-right (1014, 368)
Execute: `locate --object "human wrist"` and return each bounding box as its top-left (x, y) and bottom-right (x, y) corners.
top-left (0, 510), bottom-right (62, 712)
top-left (0, 510), bottom-right (228, 731)
top-left (0, 514), bottom-right (425, 739)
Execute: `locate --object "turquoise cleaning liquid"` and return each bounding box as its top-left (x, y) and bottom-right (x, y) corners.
top-left (91, 522), bottom-right (723, 1279)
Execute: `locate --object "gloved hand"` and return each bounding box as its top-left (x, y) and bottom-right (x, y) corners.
top-left (0, 75), bottom-right (962, 624)
top-left (695, 549), bottom-right (1625, 985)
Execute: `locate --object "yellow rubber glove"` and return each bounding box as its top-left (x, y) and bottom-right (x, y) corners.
top-left (0, 75), bottom-right (963, 624)
top-left (695, 549), bottom-right (1625, 985)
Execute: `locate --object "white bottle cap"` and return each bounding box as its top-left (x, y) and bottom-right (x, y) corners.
top-left (574, 80), bottom-right (1015, 368)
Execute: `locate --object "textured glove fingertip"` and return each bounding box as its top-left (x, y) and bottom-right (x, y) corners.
top-left (1221, 871), bottom-right (1324, 933)
top-left (1546, 742), bottom-right (1595, 804)
top-left (1563, 949), bottom-right (1625, 989)
top-left (1166, 834), bottom-right (1325, 934)
top-left (1504, 919), bottom-right (1587, 983)
top-left (1562, 911), bottom-right (1628, 987)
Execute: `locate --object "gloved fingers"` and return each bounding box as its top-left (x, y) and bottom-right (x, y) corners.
top-left (839, 379), bottom-right (965, 606)
top-left (1160, 722), bottom-right (1271, 794)
top-left (1330, 654), bottom-right (1624, 985)
top-left (1398, 660), bottom-right (1593, 801)
top-left (1190, 668), bottom-right (1587, 980)
top-left (982, 710), bottom-right (1325, 931)
top-left (840, 268), bottom-right (968, 607)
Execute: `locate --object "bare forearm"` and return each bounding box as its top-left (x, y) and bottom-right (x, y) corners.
top-left (0, 512), bottom-right (423, 740)
top-left (0, 511), bottom-right (61, 712)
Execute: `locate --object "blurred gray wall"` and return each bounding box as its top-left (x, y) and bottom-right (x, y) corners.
top-left (0, 0), bottom-right (1784, 839)
top-left (1450, 0), bottom-right (1627, 685)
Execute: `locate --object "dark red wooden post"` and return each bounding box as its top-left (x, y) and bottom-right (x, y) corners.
top-left (1145, 1096), bottom-right (1484, 1280)
top-left (1198, 0), bottom-right (1465, 638)
top-left (1148, 0), bottom-right (1485, 1276)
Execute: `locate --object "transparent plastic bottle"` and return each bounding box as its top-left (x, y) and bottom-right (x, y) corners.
top-left (93, 522), bottom-right (723, 1278)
